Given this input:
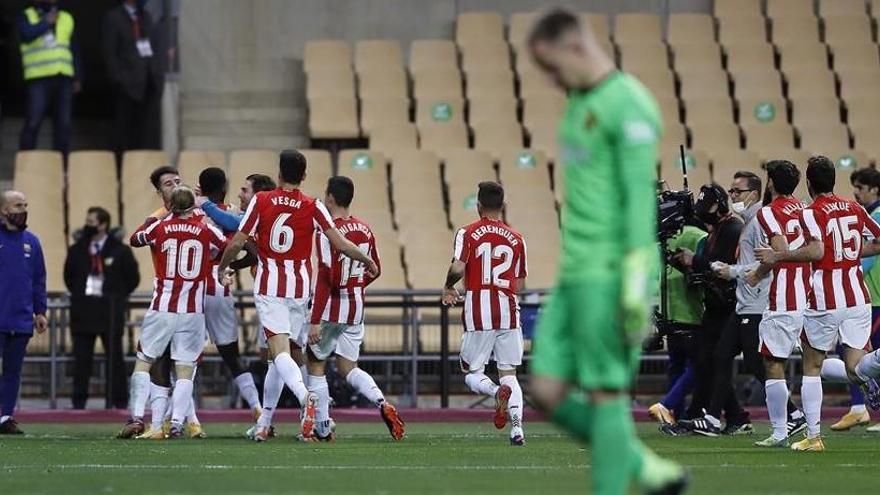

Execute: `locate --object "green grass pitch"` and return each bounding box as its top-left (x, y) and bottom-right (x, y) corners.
top-left (1, 422), bottom-right (879, 494)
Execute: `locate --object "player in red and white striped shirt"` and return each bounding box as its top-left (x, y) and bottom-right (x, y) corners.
top-left (746, 160), bottom-right (811, 447)
top-left (442, 182), bottom-right (528, 445)
top-left (121, 186), bottom-right (227, 439)
top-left (217, 150), bottom-right (378, 441)
top-left (756, 156), bottom-right (880, 451)
top-left (305, 176), bottom-right (405, 441)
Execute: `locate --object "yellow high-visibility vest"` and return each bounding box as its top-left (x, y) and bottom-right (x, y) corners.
top-left (20, 7), bottom-right (74, 80)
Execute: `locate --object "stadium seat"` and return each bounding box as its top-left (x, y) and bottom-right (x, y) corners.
top-left (798, 123), bottom-right (851, 151)
top-left (777, 42), bottom-right (829, 72)
top-left (415, 97), bottom-right (464, 126)
top-left (678, 69), bottom-right (730, 100)
top-left (13, 151), bottom-right (66, 291)
top-left (744, 123), bottom-right (797, 154)
top-left (852, 124), bottom-right (880, 161)
top-left (299, 149), bottom-right (333, 199)
top-left (308, 97), bottom-right (360, 139)
top-left (772, 17), bottom-right (821, 43)
top-left (337, 150), bottom-right (389, 208)
top-left (403, 226), bottom-right (456, 289)
top-left (523, 93), bottom-right (566, 131)
top-left (304, 40), bottom-right (351, 72)
top-left (767, 0), bottom-right (816, 19)
top-left (465, 69), bottom-right (516, 99)
top-left (497, 149), bottom-right (551, 191)
top-left (708, 148), bottom-right (763, 181)
top-left (360, 97), bottom-right (410, 137)
top-left (460, 41), bottom-right (512, 73)
top-left (672, 43), bottom-right (723, 71)
top-left (668, 13), bottom-right (716, 46)
top-left (618, 42), bottom-right (670, 72)
top-left (412, 69), bottom-right (464, 99)
top-left (580, 13), bottom-right (611, 40)
top-left (661, 123), bottom-right (690, 156)
top-left (831, 42), bottom-right (880, 71)
top-left (717, 16), bottom-right (768, 45)
top-left (655, 95), bottom-right (682, 126)
top-left (785, 69), bottom-right (837, 99)
top-left (305, 69), bottom-right (356, 100)
top-left (731, 70), bottom-right (785, 101)
top-left (367, 241), bottom-right (408, 290)
top-left (689, 121), bottom-right (742, 151)
top-left (119, 150), bottom-right (169, 292)
top-left (509, 12), bottom-right (539, 52)
top-left (738, 97), bottom-right (788, 127)
top-left (370, 123), bottom-right (419, 151)
top-left (468, 97), bottom-right (518, 127)
top-left (528, 124), bottom-right (559, 161)
top-left (627, 68), bottom-right (677, 100)
top-left (472, 121), bottom-right (524, 160)
top-left (176, 150), bottom-right (226, 185)
top-left (715, 0), bottom-right (762, 19)
top-left (355, 40), bottom-right (403, 72)
top-left (823, 15), bottom-right (874, 45)
top-left (409, 40), bottom-right (458, 72)
top-left (441, 149), bottom-right (498, 228)
top-left (225, 149), bottom-right (277, 202)
top-left (456, 12), bottom-right (504, 45)
top-left (790, 96), bottom-right (842, 128)
top-left (845, 96), bottom-right (880, 129)
top-left (724, 42), bottom-right (777, 75)
top-left (388, 149), bottom-right (445, 228)
top-left (820, 0), bottom-right (870, 16)
top-left (67, 151), bottom-right (119, 234)
top-left (660, 149), bottom-right (711, 191)
top-left (759, 148), bottom-right (813, 201)
top-left (817, 149), bottom-right (872, 183)
top-left (614, 13), bottom-right (662, 44)
top-left (358, 68), bottom-right (408, 99)
top-left (838, 68), bottom-right (880, 100)
top-left (419, 122), bottom-right (469, 152)
top-left (518, 67), bottom-right (564, 99)
top-left (683, 97), bottom-right (736, 126)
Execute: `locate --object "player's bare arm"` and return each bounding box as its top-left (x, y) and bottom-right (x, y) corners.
top-left (746, 234), bottom-right (788, 286)
top-left (324, 227), bottom-right (379, 277)
top-left (441, 260), bottom-right (465, 306)
top-left (229, 240), bottom-right (258, 270)
top-left (755, 238), bottom-right (823, 265)
top-left (218, 230), bottom-right (249, 276)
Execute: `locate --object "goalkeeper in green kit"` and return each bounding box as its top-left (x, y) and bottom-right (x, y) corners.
top-left (527, 10), bottom-right (687, 495)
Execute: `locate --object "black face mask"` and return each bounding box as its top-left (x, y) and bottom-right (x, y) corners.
top-left (82, 225), bottom-right (98, 239)
top-left (697, 209), bottom-right (720, 226)
top-left (5, 211), bottom-right (27, 230)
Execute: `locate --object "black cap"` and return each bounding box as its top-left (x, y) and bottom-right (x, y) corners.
top-left (694, 184), bottom-right (729, 216)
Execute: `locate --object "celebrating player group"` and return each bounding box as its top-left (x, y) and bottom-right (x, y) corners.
top-left (116, 149), bottom-right (527, 444)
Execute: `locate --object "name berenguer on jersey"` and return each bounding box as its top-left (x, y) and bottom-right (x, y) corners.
top-left (471, 224), bottom-right (519, 246)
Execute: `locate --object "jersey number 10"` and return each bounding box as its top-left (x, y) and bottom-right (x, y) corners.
top-left (161, 238), bottom-right (203, 279)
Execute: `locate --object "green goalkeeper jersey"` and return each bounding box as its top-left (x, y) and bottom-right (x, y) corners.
top-left (557, 71), bottom-right (662, 283)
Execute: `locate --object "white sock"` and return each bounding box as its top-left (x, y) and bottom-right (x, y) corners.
top-left (148, 383), bottom-right (170, 430)
top-left (235, 373), bottom-right (262, 410)
top-left (259, 362), bottom-right (283, 428)
top-left (171, 379), bottom-right (194, 425)
top-left (765, 379), bottom-right (789, 441)
top-left (801, 376), bottom-right (823, 438)
top-left (499, 375), bottom-right (524, 435)
top-left (300, 365), bottom-right (309, 387)
top-left (130, 371), bottom-right (151, 419)
top-left (274, 352), bottom-right (309, 405)
top-left (346, 368), bottom-right (385, 406)
top-left (465, 372), bottom-right (499, 397)
top-left (851, 404), bottom-right (868, 414)
top-left (820, 358), bottom-right (851, 383)
top-left (856, 350), bottom-right (880, 381)
top-left (186, 396), bottom-right (200, 425)
top-left (309, 374), bottom-right (331, 435)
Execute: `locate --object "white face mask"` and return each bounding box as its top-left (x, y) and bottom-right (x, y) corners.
top-left (731, 201), bottom-right (747, 214)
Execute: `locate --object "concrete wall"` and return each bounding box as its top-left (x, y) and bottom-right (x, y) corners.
top-left (180, 0), bottom-right (712, 93)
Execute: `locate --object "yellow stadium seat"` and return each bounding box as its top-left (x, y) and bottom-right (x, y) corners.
top-left (518, 67), bottom-right (564, 99)
top-left (355, 40), bottom-right (402, 72)
top-left (337, 151), bottom-right (389, 208)
top-left (673, 42), bottom-right (723, 71)
top-left (472, 121), bottom-right (524, 160)
top-left (831, 43), bottom-right (880, 71)
top-left (715, 0), bottom-right (762, 19)
top-left (718, 16), bottom-right (768, 45)
top-left (845, 97), bottom-right (880, 129)
top-left (679, 68), bottom-right (730, 100)
top-left (369, 123), bottom-right (419, 151)
top-left (304, 40), bottom-right (351, 73)
top-left (305, 69), bottom-right (355, 100)
top-left (308, 97), bottom-right (360, 139)
top-left (614, 13), bottom-right (662, 44)
top-left (119, 150), bottom-right (169, 292)
top-left (415, 97), bottom-right (465, 126)
top-left (820, 0), bottom-right (870, 16)
top-left (358, 68), bottom-right (408, 99)
top-left (299, 149), bottom-right (333, 199)
top-left (708, 148), bottom-right (763, 180)
top-left (419, 122), bottom-right (469, 153)
top-left (852, 124), bottom-right (880, 161)
top-left (497, 149), bottom-right (551, 191)
top-left (580, 13), bottom-right (611, 40)
top-left (468, 97), bottom-right (518, 127)
top-left (67, 151), bottom-right (119, 235)
top-left (816, 149), bottom-right (872, 185)
top-left (823, 15), bottom-right (874, 45)
top-left (523, 93), bottom-right (566, 131)
top-left (738, 97), bottom-right (788, 127)
top-left (660, 123), bottom-right (690, 156)
top-left (839, 68), bottom-right (880, 100)
top-left (360, 97), bottom-right (410, 137)
top-left (388, 149), bottom-right (445, 228)
top-left (628, 68), bottom-right (677, 100)
top-left (528, 124), bottom-right (559, 161)
top-left (656, 95), bottom-right (682, 126)
top-left (509, 12), bottom-right (539, 51)
top-left (790, 96), bottom-right (842, 128)
top-left (683, 97), bottom-right (736, 126)
top-left (761, 147), bottom-right (813, 201)
top-left (724, 42), bottom-right (777, 76)
top-left (785, 69), bottom-right (837, 99)
top-left (772, 17), bottom-right (821, 43)
top-left (176, 150), bottom-right (225, 185)
top-left (465, 69), bottom-right (516, 99)
top-left (226, 150), bottom-right (277, 200)
top-left (744, 123), bottom-right (797, 154)
top-left (410, 40), bottom-right (458, 72)
top-left (767, 0), bottom-right (816, 19)
top-left (690, 121), bottom-right (742, 150)
top-left (778, 43), bottom-right (829, 73)
top-left (618, 42), bottom-right (670, 72)
top-left (660, 149), bottom-right (712, 190)
top-left (731, 70), bottom-right (785, 101)
top-left (403, 226), bottom-right (455, 290)
top-left (456, 12), bottom-right (504, 46)
top-left (668, 14), bottom-right (716, 46)
top-left (412, 69), bottom-right (464, 99)
top-left (441, 149), bottom-right (498, 228)
top-left (798, 123), bottom-right (851, 151)
top-left (460, 41), bottom-right (512, 73)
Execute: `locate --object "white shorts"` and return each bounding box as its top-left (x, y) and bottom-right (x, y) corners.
top-left (803, 304), bottom-right (872, 352)
top-left (204, 295), bottom-right (239, 346)
top-left (309, 322), bottom-right (364, 361)
top-left (257, 308), bottom-right (310, 350)
top-left (759, 310), bottom-right (805, 359)
top-left (139, 310), bottom-right (206, 364)
top-left (255, 294), bottom-right (309, 339)
top-left (459, 329), bottom-right (523, 373)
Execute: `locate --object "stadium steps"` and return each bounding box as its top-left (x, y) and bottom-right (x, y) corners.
top-left (0, 118), bottom-right (113, 180)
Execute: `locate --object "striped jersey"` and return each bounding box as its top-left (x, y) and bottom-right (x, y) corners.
top-left (238, 187), bottom-right (334, 299)
top-left (201, 202), bottom-right (238, 297)
top-left (131, 214), bottom-right (227, 313)
top-left (800, 194), bottom-right (880, 310)
top-left (453, 218), bottom-right (527, 331)
top-left (756, 197), bottom-right (811, 312)
top-left (311, 216), bottom-right (381, 325)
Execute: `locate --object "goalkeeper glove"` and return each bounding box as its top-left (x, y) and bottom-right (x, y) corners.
top-left (621, 247), bottom-right (655, 346)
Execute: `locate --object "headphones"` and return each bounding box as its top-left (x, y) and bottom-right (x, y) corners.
top-left (697, 184), bottom-right (730, 216)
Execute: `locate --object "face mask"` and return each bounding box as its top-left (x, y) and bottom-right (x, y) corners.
top-left (5, 211), bottom-right (27, 230)
top-left (731, 201), bottom-right (747, 214)
top-left (82, 225), bottom-right (98, 239)
top-left (697, 209), bottom-right (719, 226)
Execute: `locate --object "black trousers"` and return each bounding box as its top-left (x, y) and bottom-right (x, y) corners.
top-left (686, 308), bottom-right (735, 419)
top-left (71, 332), bottom-right (127, 409)
top-left (705, 313), bottom-right (764, 422)
top-left (112, 84), bottom-right (161, 156)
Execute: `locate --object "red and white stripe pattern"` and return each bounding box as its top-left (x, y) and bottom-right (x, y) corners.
top-left (810, 266), bottom-right (870, 310)
top-left (206, 264), bottom-right (231, 297)
top-left (320, 286), bottom-right (365, 325)
top-left (462, 289), bottom-right (520, 331)
top-left (254, 257), bottom-right (312, 299)
top-left (756, 198), bottom-right (811, 312)
top-left (150, 279), bottom-right (206, 313)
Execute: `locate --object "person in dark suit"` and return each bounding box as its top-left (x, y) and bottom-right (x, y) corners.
top-left (64, 206), bottom-right (139, 409)
top-left (101, 0), bottom-right (165, 157)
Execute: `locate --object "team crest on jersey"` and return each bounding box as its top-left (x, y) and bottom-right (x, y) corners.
top-left (585, 112), bottom-right (597, 129)
top-left (23, 243), bottom-right (31, 258)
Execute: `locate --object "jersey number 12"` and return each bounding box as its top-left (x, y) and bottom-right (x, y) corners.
top-left (476, 242), bottom-right (513, 288)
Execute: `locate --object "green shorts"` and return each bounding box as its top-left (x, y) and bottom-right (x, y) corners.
top-left (531, 276), bottom-right (641, 390)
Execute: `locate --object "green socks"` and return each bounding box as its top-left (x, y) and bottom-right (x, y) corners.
top-left (551, 392), bottom-right (593, 443)
top-left (591, 396), bottom-right (643, 495)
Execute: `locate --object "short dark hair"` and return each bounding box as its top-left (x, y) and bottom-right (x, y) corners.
top-left (477, 181), bottom-right (504, 210)
top-left (87, 206), bottom-right (111, 226)
top-left (806, 155), bottom-right (836, 195)
top-left (326, 176), bottom-right (355, 208)
top-left (851, 167), bottom-right (880, 191)
top-left (765, 160), bottom-right (800, 196)
top-left (149, 166), bottom-right (178, 191)
top-left (246, 173), bottom-right (276, 193)
top-left (279, 149), bottom-right (307, 185)
top-left (734, 171), bottom-right (762, 195)
top-left (528, 8), bottom-right (581, 46)
top-left (198, 167), bottom-right (227, 198)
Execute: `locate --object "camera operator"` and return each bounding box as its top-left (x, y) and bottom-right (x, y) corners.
top-left (669, 184), bottom-right (741, 422)
top-left (688, 173), bottom-right (805, 436)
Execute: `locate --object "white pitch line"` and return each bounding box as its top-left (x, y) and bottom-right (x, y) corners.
top-left (2, 464), bottom-right (591, 471)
